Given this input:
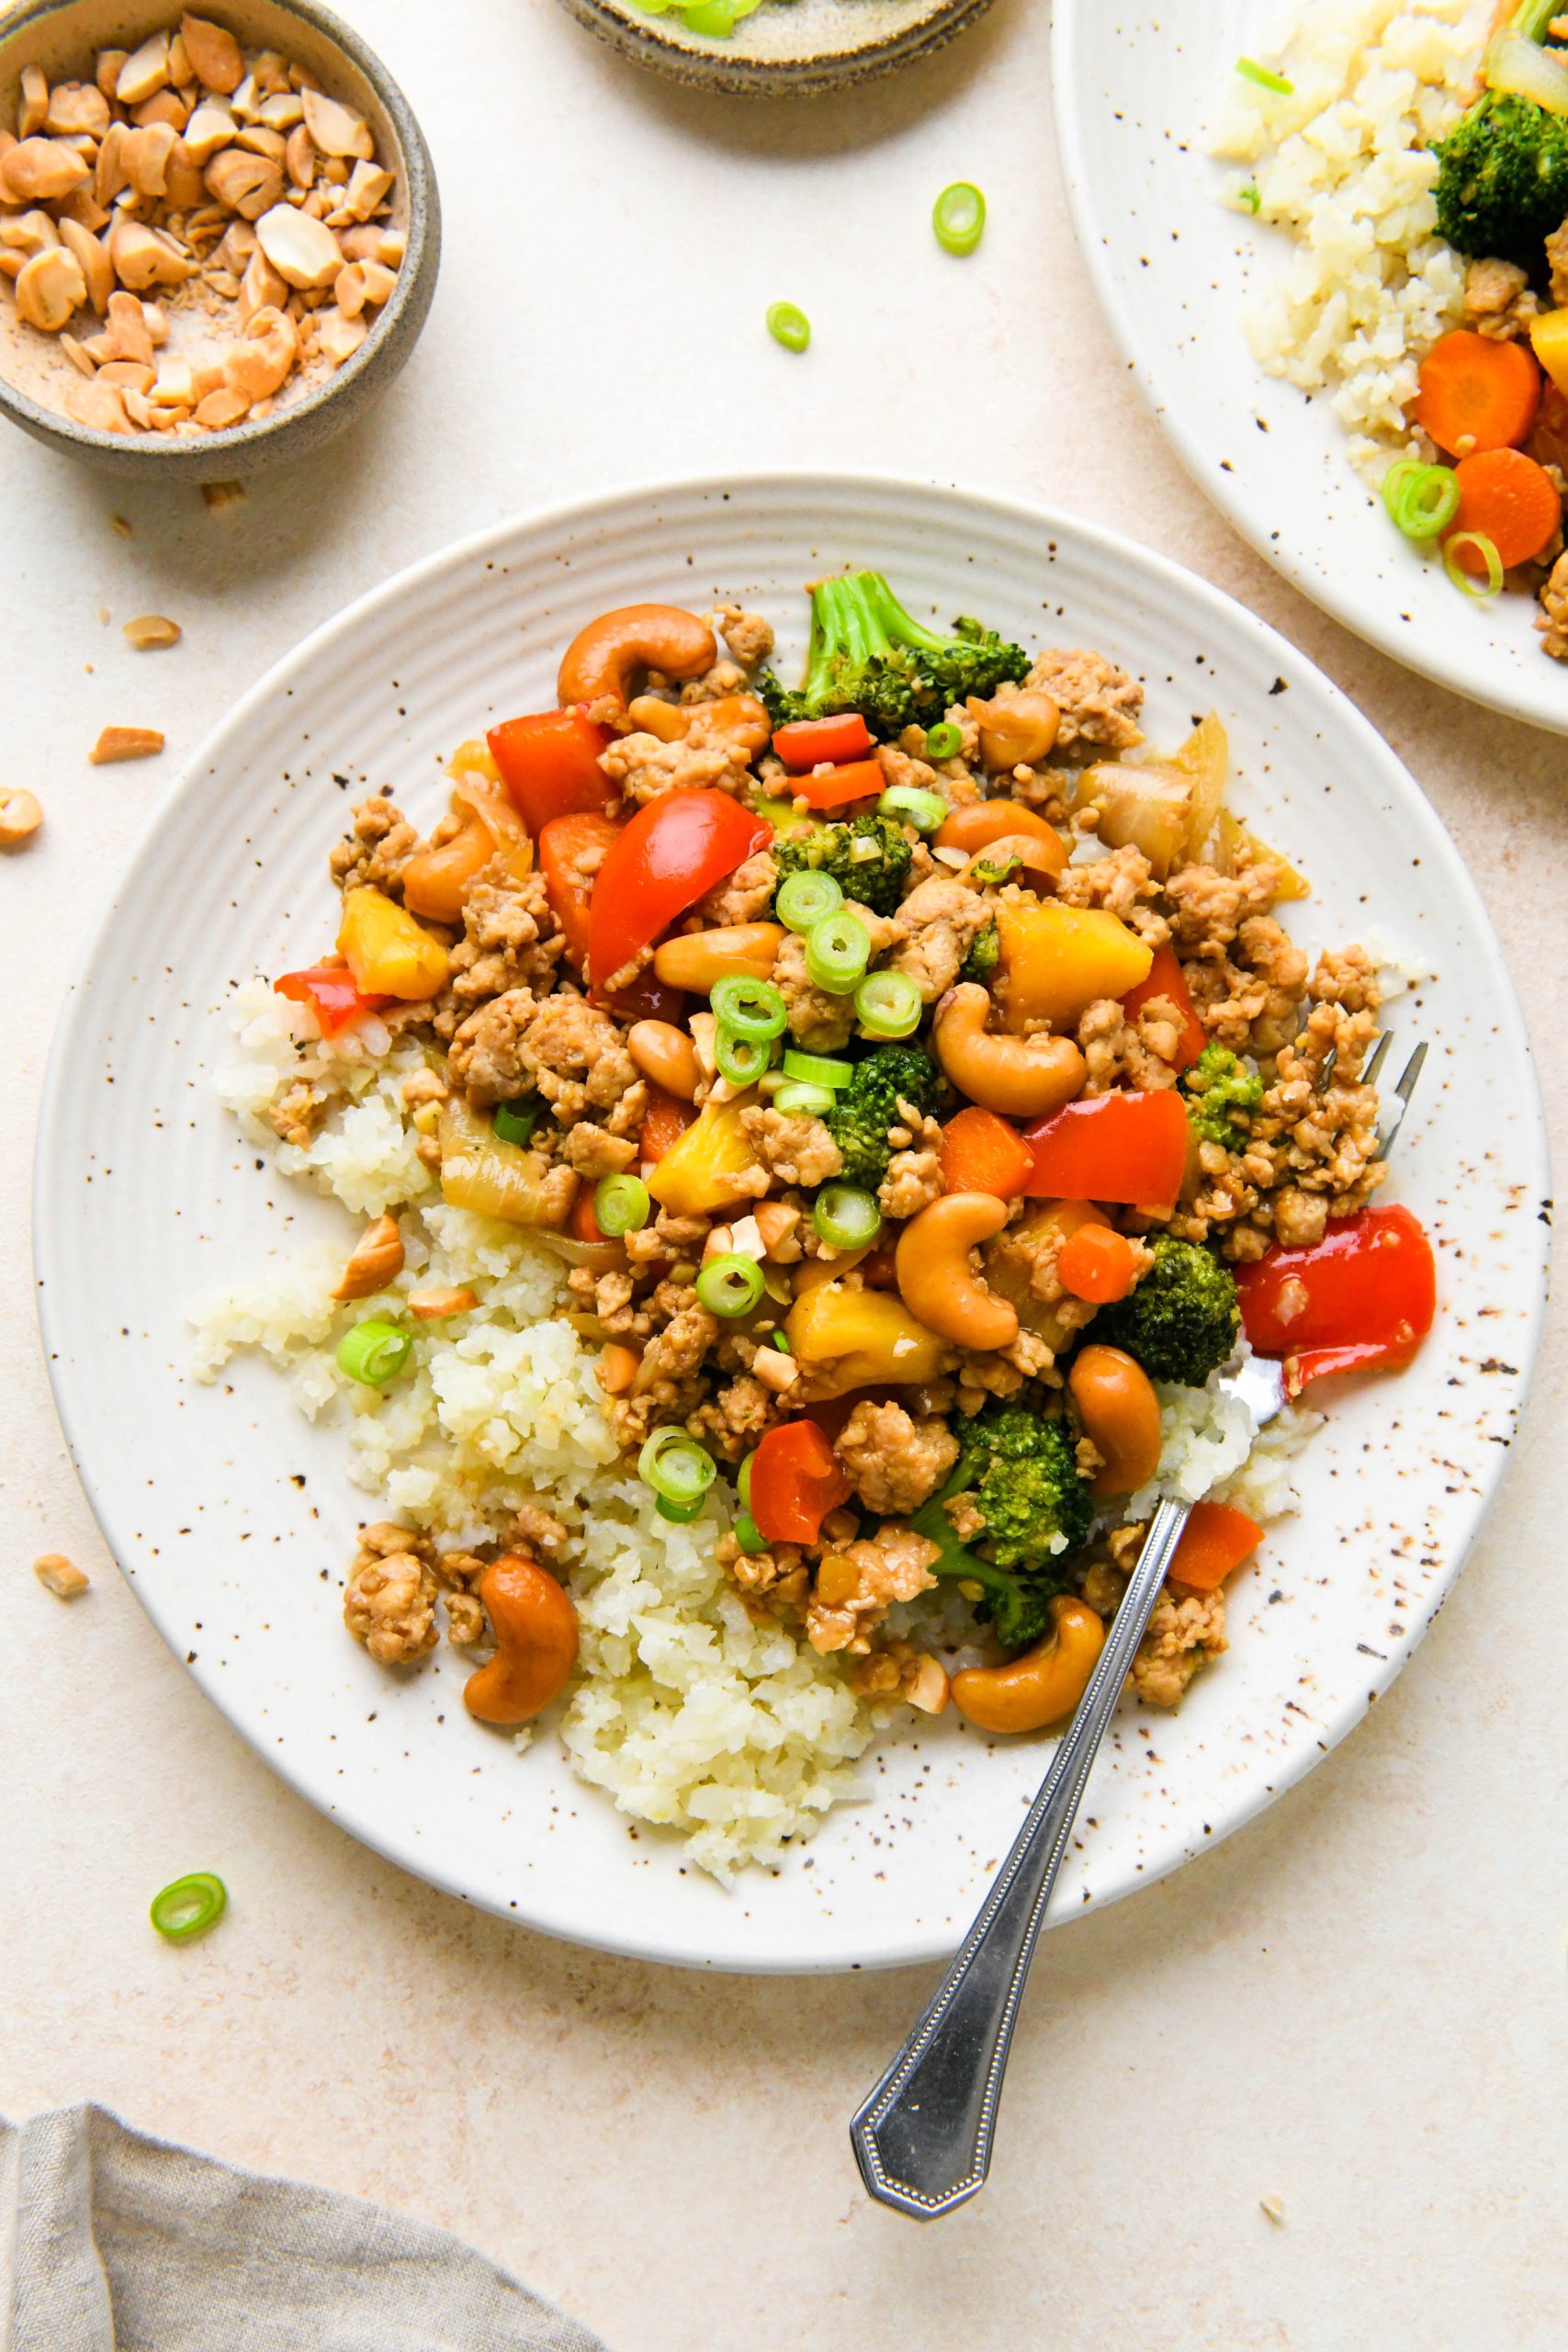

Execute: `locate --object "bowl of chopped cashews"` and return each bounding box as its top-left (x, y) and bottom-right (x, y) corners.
top-left (554, 0), bottom-right (998, 96)
top-left (0, 0), bottom-right (439, 477)
top-left (34, 473), bottom-right (1544, 1970)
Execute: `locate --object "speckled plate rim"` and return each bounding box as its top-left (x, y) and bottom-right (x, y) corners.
top-left (33, 470), bottom-right (1551, 1973)
top-left (553, 0), bottom-right (997, 94)
top-left (1052, 0), bottom-right (1568, 739)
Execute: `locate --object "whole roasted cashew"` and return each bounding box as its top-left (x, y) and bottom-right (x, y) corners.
top-left (402, 782), bottom-right (525, 922)
top-left (627, 1018), bottom-right (701, 1101)
top-left (966, 687), bottom-right (1061, 770)
top-left (558, 605), bottom-right (717, 709)
top-left (626, 692), bottom-right (772, 756)
top-left (652, 922), bottom-right (784, 992)
top-left (462, 1555), bottom-right (579, 1727)
top-left (951, 1596), bottom-right (1106, 1733)
top-left (1068, 1343), bottom-right (1163, 1498)
top-left (895, 1192), bottom-right (1019, 1351)
top-left (934, 983), bottom-right (1087, 1118)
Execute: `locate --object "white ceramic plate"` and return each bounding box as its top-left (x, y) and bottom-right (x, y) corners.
top-left (1053, 0), bottom-right (1568, 737)
top-left (35, 473), bottom-right (1547, 1973)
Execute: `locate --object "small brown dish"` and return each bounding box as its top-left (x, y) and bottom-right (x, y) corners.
top-left (555, 0), bottom-right (998, 96)
top-left (0, 0), bottom-right (439, 478)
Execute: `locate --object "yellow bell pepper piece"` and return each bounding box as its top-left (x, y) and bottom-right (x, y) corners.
top-left (1529, 306), bottom-right (1568, 400)
top-left (337, 888), bottom-right (450, 1001)
top-left (647, 1096), bottom-right (761, 1216)
top-left (996, 900), bottom-right (1152, 1035)
top-left (785, 1282), bottom-right (950, 1395)
top-left (446, 737), bottom-right (504, 787)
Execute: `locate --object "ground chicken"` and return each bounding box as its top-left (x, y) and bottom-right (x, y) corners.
top-left (775, 930), bottom-right (857, 1051)
top-left (330, 796), bottom-right (418, 899)
top-left (1164, 862), bottom-right (1280, 956)
top-left (509, 1500), bottom-right (570, 1557)
top-left (561, 1119), bottom-right (642, 1178)
top-left (1053, 844), bottom-right (1171, 946)
top-left (716, 1530), bottom-right (809, 1614)
top-left (739, 1104), bottom-right (843, 1188)
top-left (439, 873), bottom-right (565, 1034)
top-left (875, 738), bottom-right (978, 811)
top-left (697, 847), bottom-right (778, 927)
top-left (1465, 254), bottom-right (1540, 341)
top-left (806, 1525), bottom-right (941, 1655)
top-left (713, 605), bottom-right (774, 671)
top-left (344, 1522), bottom-right (440, 1665)
top-left (267, 1080), bottom-right (328, 1148)
top-left (1538, 549), bottom-right (1568, 662)
top-left (1025, 650), bottom-right (1145, 752)
top-left (446, 987), bottom-right (536, 1103)
top-left (625, 1210), bottom-right (710, 1269)
top-left (602, 716), bottom-right (755, 807)
top-left (879, 1129), bottom-right (943, 1218)
top-left (887, 875), bottom-right (991, 1001)
top-left (1130, 1587), bottom-right (1228, 1707)
top-left (688, 1371), bottom-right (787, 1459)
top-left (519, 995), bottom-right (641, 1124)
top-left (833, 1401), bottom-right (960, 1516)
top-left (1548, 217), bottom-right (1568, 312)
top-left (1077, 995), bottom-right (1183, 1095)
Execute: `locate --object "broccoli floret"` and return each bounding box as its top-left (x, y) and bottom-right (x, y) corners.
top-left (911, 1405), bottom-right (1095, 1654)
top-left (773, 811), bottom-right (913, 920)
top-left (823, 1043), bottom-right (942, 1191)
top-left (759, 571), bottom-right (1030, 740)
top-left (960, 921), bottom-right (999, 981)
top-left (1433, 6), bottom-right (1568, 258)
top-left (1182, 1041), bottom-right (1264, 1153)
top-left (1093, 1233), bottom-right (1239, 1387)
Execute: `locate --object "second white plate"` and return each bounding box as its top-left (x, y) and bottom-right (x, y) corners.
top-left (1053, 0), bottom-right (1568, 736)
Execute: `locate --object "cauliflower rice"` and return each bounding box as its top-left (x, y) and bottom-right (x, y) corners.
top-left (192, 984), bottom-right (1309, 1880)
top-left (1209, 0), bottom-right (1489, 473)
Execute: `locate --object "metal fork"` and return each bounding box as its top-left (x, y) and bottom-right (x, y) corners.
top-left (851, 1035), bottom-right (1429, 2221)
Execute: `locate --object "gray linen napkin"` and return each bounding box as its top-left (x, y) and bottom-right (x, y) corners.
top-left (1, 2105), bottom-right (612, 2352)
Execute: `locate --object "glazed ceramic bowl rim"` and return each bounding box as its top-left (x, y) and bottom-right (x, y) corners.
top-left (0, 0), bottom-right (437, 467)
top-left (554, 0), bottom-right (997, 92)
top-left (34, 469), bottom-right (1549, 1972)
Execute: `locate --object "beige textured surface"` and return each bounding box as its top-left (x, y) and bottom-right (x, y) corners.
top-left (2, 3), bottom-right (1564, 2344)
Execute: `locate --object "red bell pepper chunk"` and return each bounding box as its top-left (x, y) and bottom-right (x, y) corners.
top-left (539, 809), bottom-right (621, 975)
top-left (794, 758), bottom-right (886, 812)
top-left (1021, 1090), bottom-right (1189, 1209)
top-left (587, 788), bottom-right (769, 991)
top-left (1120, 943), bottom-right (1206, 1072)
top-left (939, 1105), bottom-right (1034, 1200)
top-left (639, 1084), bottom-right (696, 1166)
top-left (1235, 1204), bottom-right (1437, 1393)
top-left (749, 1419), bottom-right (853, 1546)
top-left (488, 709), bottom-right (615, 837)
top-left (772, 713), bottom-right (875, 770)
top-left (274, 965), bottom-right (387, 1036)
top-left (1168, 1501), bottom-right (1263, 1592)
top-left (595, 970), bottom-right (688, 1025)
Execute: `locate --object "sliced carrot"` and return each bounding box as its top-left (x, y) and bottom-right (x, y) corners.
top-left (1057, 1221), bottom-right (1141, 1305)
top-left (1168, 1500), bottom-right (1263, 1592)
top-left (1444, 446), bottom-right (1562, 572)
top-left (570, 1187), bottom-right (607, 1244)
top-left (795, 758), bottom-right (886, 812)
top-left (1412, 330), bottom-right (1540, 459)
top-left (939, 1104), bottom-right (1034, 1200)
top-left (638, 1083), bottom-right (696, 1166)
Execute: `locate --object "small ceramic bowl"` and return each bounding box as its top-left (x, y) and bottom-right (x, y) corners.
top-left (556, 0), bottom-right (998, 96)
top-left (0, 0), bottom-right (439, 479)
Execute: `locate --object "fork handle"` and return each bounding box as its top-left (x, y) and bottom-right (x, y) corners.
top-left (849, 1496), bottom-right (1191, 2220)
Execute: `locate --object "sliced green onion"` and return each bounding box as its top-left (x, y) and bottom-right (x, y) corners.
top-left (766, 300), bottom-right (810, 352)
top-left (336, 1318), bottom-right (412, 1387)
top-left (696, 1252), bottom-right (766, 1317)
top-left (493, 1097), bottom-right (541, 1148)
top-left (933, 180), bottom-right (987, 256)
top-left (922, 722), bottom-right (964, 762)
top-left (1235, 56), bottom-right (1293, 93)
top-left (711, 974), bottom-right (787, 1041)
top-left (593, 1173), bottom-right (651, 1237)
top-left (813, 1183), bottom-right (883, 1250)
top-left (683, 0), bottom-right (761, 33)
top-left (855, 968), bottom-right (922, 1039)
top-left (1238, 181), bottom-right (1261, 214)
top-left (783, 1048), bottom-right (853, 1089)
top-left (773, 1080), bottom-right (837, 1115)
top-left (738, 1452), bottom-right (754, 1511)
top-left (1444, 530), bottom-right (1505, 599)
top-left (639, 1426), bottom-right (716, 1511)
top-left (716, 1024), bottom-right (775, 1087)
top-left (657, 1494), bottom-right (704, 1521)
top-left (879, 783), bottom-right (949, 832)
top-left (770, 1329), bottom-right (792, 1351)
top-left (1381, 459), bottom-right (1461, 541)
top-left (776, 869), bottom-right (843, 933)
top-left (150, 1871), bottom-right (228, 1942)
top-left (806, 910), bottom-right (871, 995)
top-left (733, 1510), bottom-right (769, 1555)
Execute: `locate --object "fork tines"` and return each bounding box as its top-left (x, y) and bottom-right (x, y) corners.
top-left (1376, 1039), bottom-right (1427, 1162)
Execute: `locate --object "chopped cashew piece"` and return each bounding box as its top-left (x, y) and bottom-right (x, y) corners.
top-left (330, 1214), bottom-right (404, 1301)
top-left (123, 614), bottom-right (182, 650)
top-left (89, 727), bottom-right (164, 763)
top-left (0, 788), bottom-right (44, 848)
top-left (34, 1553), bottom-right (89, 1599)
